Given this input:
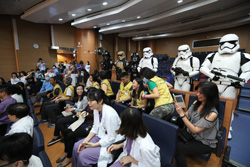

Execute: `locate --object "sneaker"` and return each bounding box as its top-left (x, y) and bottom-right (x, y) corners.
top-left (47, 137), bottom-right (62, 146)
top-left (48, 123), bottom-right (55, 128)
top-left (38, 120), bottom-right (48, 125)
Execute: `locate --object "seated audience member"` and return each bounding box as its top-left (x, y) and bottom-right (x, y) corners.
top-left (53, 65), bottom-right (60, 74)
top-left (72, 89), bottom-right (122, 167)
top-left (0, 133), bottom-right (43, 167)
top-left (0, 77), bottom-right (6, 86)
top-left (108, 108), bottom-right (160, 167)
top-left (26, 70), bottom-right (39, 95)
top-left (58, 61), bottom-right (66, 73)
top-left (10, 72), bottom-right (20, 85)
top-left (174, 82), bottom-right (219, 167)
top-left (85, 61), bottom-right (91, 73)
top-left (19, 71), bottom-right (27, 85)
top-left (0, 85), bottom-right (17, 136)
top-left (140, 67), bottom-right (174, 120)
top-left (35, 68), bottom-right (44, 81)
top-left (89, 74), bottom-right (100, 89)
top-left (46, 77), bottom-right (74, 127)
top-left (79, 68), bottom-right (90, 86)
top-left (5, 103), bottom-right (33, 136)
top-left (33, 74), bottom-right (53, 106)
top-left (77, 60), bottom-right (85, 72)
top-left (47, 84), bottom-right (88, 146)
top-left (45, 68), bottom-right (56, 78)
top-left (99, 70), bottom-right (114, 99)
top-left (115, 72), bottom-right (132, 103)
top-left (16, 82), bottom-right (27, 103)
top-left (122, 78), bottom-right (147, 110)
top-left (8, 84), bottom-right (24, 103)
top-left (38, 77), bottom-right (63, 124)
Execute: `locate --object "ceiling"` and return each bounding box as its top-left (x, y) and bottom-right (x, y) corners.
top-left (1, 0), bottom-right (250, 40)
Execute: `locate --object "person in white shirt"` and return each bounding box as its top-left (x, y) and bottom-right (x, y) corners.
top-left (10, 72), bottom-right (20, 85)
top-left (5, 103), bottom-right (34, 136)
top-left (37, 58), bottom-right (46, 72)
top-left (19, 71), bottom-right (27, 85)
top-left (85, 61), bottom-right (91, 73)
top-left (9, 85), bottom-right (24, 103)
top-left (0, 133), bottom-right (43, 167)
top-left (108, 107), bottom-right (160, 167)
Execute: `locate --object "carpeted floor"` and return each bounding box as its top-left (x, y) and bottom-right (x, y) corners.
top-left (227, 110), bottom-right (250, 166)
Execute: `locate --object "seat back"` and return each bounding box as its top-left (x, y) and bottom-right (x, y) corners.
top-left (33, 126), bottom-right (45, 156)
top-left (142, 113), bottom-right (178, 166)
top-left (111, 81), bottom-right (120, 95)
top-left (38, 151), bottom-right (52, 167)
top-left (113, 102), bottom-right (127, 116)
top-left (56, 80), bottom-right (66, 92)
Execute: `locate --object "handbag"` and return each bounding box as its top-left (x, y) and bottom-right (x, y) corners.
top-left (178, 128), bottom-right (194, 144)
top-left (68, 111), bottom-right (89, 132)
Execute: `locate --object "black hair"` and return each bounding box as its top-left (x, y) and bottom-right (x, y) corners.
top-left (0, 77), bottom-right (6, 85)
top-left (194, 82), bottom-right (219, 118)
top-left (73, 84), bottom-right (86, 102)
top-left (0, 85), bottom-right (10, 95)
top-left (8, 84), bottom-right (22, 95)
top-left (87, 88), bottom-right (111, 106)
top-left (20, 71), bottom-right (27, 76)
top-left (139, 67), bottom-right (156, 79)
top-left (120, 72), bottom-right (128, 78)
top-left (0, 133), bottom-right (32, 165)
top-left (90, 74), bottom-right (98, 82)
top-left (116, 107), bottom-right (147, 140)
top-left (79, 60), bottom-right (83, 64)
top-left (99, 70), bottom-right (107, 80)
top-left (7, 103), bottom-right (30, 119)
top-left (50, 77), bottom-right (56, 81)
top-left (131, 78), bottom-right (144, 106)
top-left (87, 61), bottom-right (90, 65)
top-left (46, 68), bottom-right (50, 71)
top-left (11, 72), bottom-right (18, 77)
top-left (38, 58), bottom-right (42, 61)
top-left (16, 82), bottom-right (24, 89)
top-left (36, 68), bottom-right (40, 71)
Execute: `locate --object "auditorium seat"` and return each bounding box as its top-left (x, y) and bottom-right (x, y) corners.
top-left (142, 113), bottom-right (178, 167)
top-left (111, 81), bottom-right (120, 95)
top-left (56, 80), bottom-right (66, 92)
top-left (33, 126), bottom-right (45, 156)
top-left (113, 102), bottom-right (127, 116)
top-left (38, 150), bottom-right (52, 167)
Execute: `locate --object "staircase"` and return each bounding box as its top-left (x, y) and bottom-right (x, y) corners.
top-left (236, 83), bottom-right (250, 113)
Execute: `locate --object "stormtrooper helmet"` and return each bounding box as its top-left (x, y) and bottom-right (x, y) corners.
top-left (143, 47), bottom-right (153, 59)
top-left (178, 44), bottom-right (192, 59)
top-left (102, 50), bottom-right (111, 61)
top-left (218, 34), bottom-right (240, 54)
top-left (117, 51), bottom-right (126, 61)
top-left (131, 52), bottom-right (140, 62)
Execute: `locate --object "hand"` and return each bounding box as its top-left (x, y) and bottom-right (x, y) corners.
top-left (77, 143), bottom-right (86, 153)
top-left (231, 81), bottom-right (242, 88)
top-left (120, 156), bottom-right (133, 166)
top-left (65, 108), bottom-right (74, 113)
top-left (182, 71), bottom-right (189, 76)
top-left (212, 76), bottom-right (220, 81)
top-left (47, 93), bottom-right (50, 98)
top-left (76, 112), bottom-right (81, 118)
top-left (174, 102), bottom-right (185, 116)
top-left (115, 99), bottom-right (121, 103)
top-left (84, 142), bottom-right (97, 148)
top-left (107, 144), bottom-right (122, 154)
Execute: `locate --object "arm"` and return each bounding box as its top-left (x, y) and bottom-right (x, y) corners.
top-left (101, 83), bottom-right (108, 94)
top-left (200, 53), bottom-right (216, 79)
top-left (152, 58), bottom-right (158, 72)
top-left (189, 57), bottom-right (200, 77)
top-left (239, 53), bottom-right (250, 83)
top-left (116, 90), bottom-right (121, 101)
top-left (143, 87), bottom-right (159, 99)
top-left (166, 82), bottom-right (173, 89)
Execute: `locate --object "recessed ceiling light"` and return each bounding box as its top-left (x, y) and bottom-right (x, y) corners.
top-left (137, 16), bottom-right (141, 19)
top-left (72, 14), bottom-right (76, 16)
top-left (106, 23), bottom-right (110, 25)
top-left (93, 26), bottom-right (97, 28)
top-left (147, 34), bottom-right (150, 36)
top-left (103, 2), bottom-right (108, 5)
top-left (87, 8), bottom-right (92, 11)
top-left (178, 0), bottom-right (183, 3)
top-left (122, 20), bottom-right (126, 22)
top-left (59, 18), bottom-right (63, 21)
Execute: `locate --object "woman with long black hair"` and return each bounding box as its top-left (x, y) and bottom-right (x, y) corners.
top-left (174, 82), bottom-right (219, 167)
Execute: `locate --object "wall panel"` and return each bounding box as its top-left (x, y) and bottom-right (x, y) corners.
top-left (53, 24), bottom-right (76, 48)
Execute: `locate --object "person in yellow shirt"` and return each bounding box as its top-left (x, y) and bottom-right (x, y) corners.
top-left (99, 70), bottom-right (115, 99)
top-left (115, 72), bottom-right (133, 103)
top-left (89, 74), bottom-right (100, 89)
top-left (140, 67), bottom-right (174, 121)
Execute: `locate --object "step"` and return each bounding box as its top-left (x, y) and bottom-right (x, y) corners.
top-left (243, 83), bottom-right (250, 88)
top-left (237, 96), bottom-right (250, 112)
top-left (236, 108), bottom-right (250, 113)
top-left (240, 88), bottom-right (250, 97)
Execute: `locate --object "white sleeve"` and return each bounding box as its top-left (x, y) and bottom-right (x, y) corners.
top-left (200, 53), bottom-right (215, 79)
top-left (66, 87), bottom-right (72, 97)
top-left (153, 58), bottom-right (158, 72)
top-left (239, 53), bottom-right (250, 83)
top-left (189, 57), bottom-right (200, 77)
top-left (138, 143), bottom-right (161, 167)
top-left (137, 59), bottom-right (143, 72)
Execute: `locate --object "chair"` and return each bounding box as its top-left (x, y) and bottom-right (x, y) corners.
top-left (142, 113), bottom-right (178, 167)
top-left (111, 81), bottom-right (120, 95)
top-left (30, 112), bottom-right (38, 126)
top-left (113, 102), bottom-right (127, 116)
top-left (56, 80), bottom-right (66, 92)
top-left (33, 126), bottom-right (45, 156)
top-left (38, 150), bottom-right (52, 167)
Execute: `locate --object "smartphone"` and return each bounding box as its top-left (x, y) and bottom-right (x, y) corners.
top-left (172, 93), bottom-right (186, 108)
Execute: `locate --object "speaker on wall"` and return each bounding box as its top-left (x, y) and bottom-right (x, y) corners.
top-left (99, 33), bottom-right (103, 41)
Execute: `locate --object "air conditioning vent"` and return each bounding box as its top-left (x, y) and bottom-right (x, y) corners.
top-left (193, 38), bottom-right (221, 48)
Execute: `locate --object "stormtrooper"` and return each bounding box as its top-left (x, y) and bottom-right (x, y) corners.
top-left (137, 47), bottom-right (158, 72)
top-left (129, 52), bottom-right (141, 81)
top-left (200, 34), bottom-right (250, 139)
top-left (171, 44), bottom-right (200, 91)
top-left (114, 51), bottom-right (129, 80)
top-left (100, 50), bottom-right (113, 79)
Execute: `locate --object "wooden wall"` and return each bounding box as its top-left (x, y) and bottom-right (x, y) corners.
top-left (53, 23), bottom-right (76, 48)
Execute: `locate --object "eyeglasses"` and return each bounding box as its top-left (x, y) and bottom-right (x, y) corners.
top-left (0, 160), bottom-right (28, 167)
top-left (195, 90), bottom-right (203, 95)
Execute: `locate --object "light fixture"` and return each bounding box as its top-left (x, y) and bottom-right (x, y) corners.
top-left (137, 16), bottom-right (141, 19)
top-left (93, 26), bottom-right (97, 28)
top-left (87, 8), bottom-right (92, 11)
top-left (178, 0), bottom-right (183, 3)
top-left (122, 20), bottom-right (126, 22)
top-left (147, 34), bottom-right (150, 36)
top-left (106, 23), bottom-right (110, 25)
top-left (59, 18), bottom-right (63, 21)
top-left (103, 2), bottom-right (108, 5)
top-left (72, 14), bottom-right (76, 16)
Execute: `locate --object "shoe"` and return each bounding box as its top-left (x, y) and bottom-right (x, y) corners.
top-left (38, 120), bottom-right (48, 125)
top-left (228, 131), bottom-right (232, 140)
top-left (48, 123), bottom-right (55, 128)
top-left (47, 137), bottom-right (61, 146)
top-left (57, 161), bottom-right (71, 167)
top-left (60, 138), bottom-right (64, 143)
top-left (56, 156), bottom-right (66, 163)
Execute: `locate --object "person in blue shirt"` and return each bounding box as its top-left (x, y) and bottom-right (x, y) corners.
top-left (53, 65), bottom-right (59, 74)
top-left (35, 68), bottom-right (44, 81)
top-left (33, 74), bottom-right (53, 106)
top-left (77, 61), bottom-right (85, 72)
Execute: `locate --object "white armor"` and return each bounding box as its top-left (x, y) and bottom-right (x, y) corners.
top-left (171, 44), bottom-right (200, 91)
top-left (200, 34), bottom-right (250, 139)
top-left (137, 47), bottom-right (158, 72)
